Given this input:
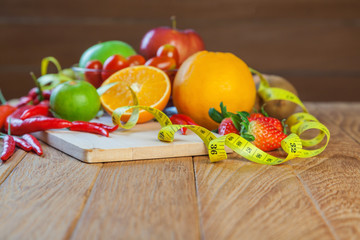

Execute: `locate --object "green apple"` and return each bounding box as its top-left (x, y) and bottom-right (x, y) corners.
top-left (50, 80), bottom-right (100, 121)
top-left (79, 40), bottom-right (137, 68)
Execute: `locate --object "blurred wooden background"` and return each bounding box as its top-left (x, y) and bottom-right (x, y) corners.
top-left (1, 0), bottom-right (359, 101)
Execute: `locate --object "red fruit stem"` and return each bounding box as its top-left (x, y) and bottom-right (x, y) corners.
top-left (171, 15), bottom-right (176, 30)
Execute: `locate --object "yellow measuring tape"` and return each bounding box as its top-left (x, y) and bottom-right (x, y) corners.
top-left (111, 70), bottom-right (330, 165)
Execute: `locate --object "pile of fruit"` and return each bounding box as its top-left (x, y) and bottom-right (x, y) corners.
top-left (1, 17), bottom-right (308, 163)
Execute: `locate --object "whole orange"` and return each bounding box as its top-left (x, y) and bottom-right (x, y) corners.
top-left (172, 51), bottom-right (256, 130)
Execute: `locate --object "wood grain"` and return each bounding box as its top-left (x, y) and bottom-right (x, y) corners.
top-left (0, 147), bottom-right (27, 185)
top-left (71, 157), bottom-right (200, 240)
top-left (1, 18), bottom-right (358, 72)
top-left (1, 0), bottom-right (359, 100)
top-left (314, 102), bottom-right (360, 142)
top-left (0, 144), bottom-right (102, 240)
top-left (33, 119), bottom-right (222, 163)
top-left (0, 102), bottom-right (359, 240)
top-left (283, 76), bottom-right (360, 101)
top-left (193, 156), bottom-right (335, 240)
top-left (287, 103), bottom-right (360, 239)
top-left (1, 0), bottom-right (359, 20)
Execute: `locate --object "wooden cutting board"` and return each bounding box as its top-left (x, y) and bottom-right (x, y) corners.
top-left (33, 116), bottom-right (231, 163)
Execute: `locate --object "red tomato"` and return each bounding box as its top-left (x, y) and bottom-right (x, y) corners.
top-left (85, 60), bottom-right (103, 88)
top-left (156, 44), bottom-right (179, 66)
top-left (102, 55), bottom-right (129, 81)
top-left (127, 55), bottom-right (146, 66)
top-left (145, 56), bottom-right (176, 71)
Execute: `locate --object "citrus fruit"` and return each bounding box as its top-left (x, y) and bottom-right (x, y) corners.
top-left (173, 51), bottom-right (256, 130)
top-left (79, 40), bottom-right (137, 68)
top-left (50, 80), bottom-right (100, 121)
top-left (100, 66), bottom-right (171, 123)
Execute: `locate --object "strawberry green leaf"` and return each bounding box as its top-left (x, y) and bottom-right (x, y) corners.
top-left (240, 122), bottom-right (248, 131)
top-left (242, 133), bottom-right (255, 142)
top-left (281, 119), bottom-right (288, 135)
top-left (237, 112), bottom-right (250, 129)
top-left (230, 114), bottom-right (242, 131)
top-left (260, 106), bottom-right (269, 117)
top-left (220, 102), bottom-right (231, 118)
top-left (208, 108), bottom-right (223, 123)
top-left (237, 111), bottom-right (250, 119)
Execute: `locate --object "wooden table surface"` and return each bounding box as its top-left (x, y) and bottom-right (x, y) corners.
top-left (0, 102), bottom-right (359, 240)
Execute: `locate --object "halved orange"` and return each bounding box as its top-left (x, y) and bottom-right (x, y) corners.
top-left (100, 66), bottom-right (171, 123)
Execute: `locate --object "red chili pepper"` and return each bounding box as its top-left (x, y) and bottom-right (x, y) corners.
top-left (22, 134), bottom-right (43, 155)
top-left (42, 90), bottom-right (51, 100)
top-left (32, 98), bottom-right (40, 105)
top-left (13, 136), bottom-right (32, 151)
top-left (1, 135), bottom-right (16, 161)
top-left (171, 114), bottom-right (199, 126)
top-left (38, 100), bottom-right (50, 107)
top-left (28, 86), bottom-right (51, 101)
top-left (5, 117), bottom-right (72, 136)
top-left (87, 122), bottom-right (119, 132)
top-left (20, 105), bottom-right (49, 120)
top-left (27, 87), bottom-right (38, 100)
top-left (70, 121), bottom-right (109, 137)
top-left (0, 105), bottom-right (16, 130)
top-left (170, 116), bottom-right (188, 135)
top-left (9, 105), bottom-right (34, 119)
top-left (15, 96), bottom-right (33, 108)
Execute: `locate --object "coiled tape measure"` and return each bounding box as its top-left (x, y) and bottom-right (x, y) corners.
top-left (111, 69), bottom-right (330, 165)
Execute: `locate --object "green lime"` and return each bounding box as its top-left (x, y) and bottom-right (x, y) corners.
top-left (50, 81), bottom-right (100, 121)
top-left (79, 40), bottom-right (137, 68)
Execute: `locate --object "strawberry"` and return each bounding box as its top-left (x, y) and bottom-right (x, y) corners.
top-left (249, 113), bottom-right (265, 119)
top-left (248, 117), bottom-right (283, 132)
top-left (209, 102), bottom-right (287, 151)
top-left (218, 118), bottom-right (239, 135)
top-left (248, 119), bottom-right (287, 151)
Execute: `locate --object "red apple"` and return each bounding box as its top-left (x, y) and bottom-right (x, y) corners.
top-left (139, 17), bottom-right (205, 65)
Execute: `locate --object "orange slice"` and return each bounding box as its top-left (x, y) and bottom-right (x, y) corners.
top-left (100, 66), bottom-right (171, 123)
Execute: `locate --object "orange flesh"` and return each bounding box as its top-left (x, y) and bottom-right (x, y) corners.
top-left (100, 66), bottom-right (171, 123)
